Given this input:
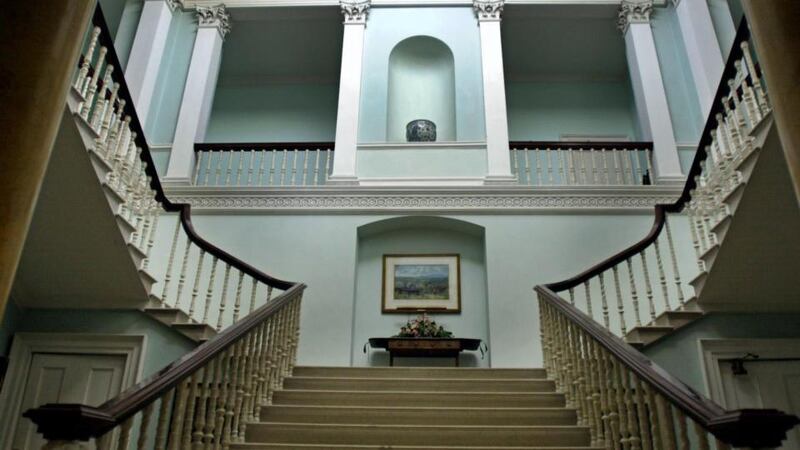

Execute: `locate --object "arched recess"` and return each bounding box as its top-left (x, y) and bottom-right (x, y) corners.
top-left (352, 217), bottom-right (489, 367)
top-left (387, 36), bottom-right (457, 142)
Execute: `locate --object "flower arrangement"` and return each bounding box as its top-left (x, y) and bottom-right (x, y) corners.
top-left (396, 314), bottom-right (453, 338)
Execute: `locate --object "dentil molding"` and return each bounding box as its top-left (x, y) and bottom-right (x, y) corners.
top-left (166, 186), bottom-right (681, 214)
top-left (340, 0), bottom-right (370, 23)
top-left (197, 4), bottom-right (232, 39)
top-left (618, 0), bottom-right (653, 33)
top-left (473, 0), bottom-right (504, 21)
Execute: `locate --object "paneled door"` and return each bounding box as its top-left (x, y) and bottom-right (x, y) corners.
top-left (11, 353), bottom-right (127, 450)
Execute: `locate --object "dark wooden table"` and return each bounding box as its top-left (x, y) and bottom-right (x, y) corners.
top-left (368, 337), bottom-right (482, 367)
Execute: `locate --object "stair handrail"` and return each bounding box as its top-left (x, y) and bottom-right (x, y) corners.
top-left (510, 141), bottom-right (653, 151)
top-left (535, 18), bottom-right (799, 449)
top-left (23, 4), bottom-right (306, 446)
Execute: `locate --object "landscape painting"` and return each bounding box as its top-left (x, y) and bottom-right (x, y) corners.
top-left (382, 254), bottom-right (461, 313)
top-left (394, 264), bottom-right (450, 300)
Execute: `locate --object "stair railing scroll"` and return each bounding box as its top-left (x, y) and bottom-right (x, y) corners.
top-left (23, 5), bottom-right (306, 448)
top-left (535, 19), bottom-right (799, 450)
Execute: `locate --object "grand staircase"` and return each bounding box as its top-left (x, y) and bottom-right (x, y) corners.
top-left (234, 366), bottom-right (597, 450)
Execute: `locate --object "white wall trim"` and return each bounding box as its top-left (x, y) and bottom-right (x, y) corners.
top-left (0, 333), bottom-right (146, 448)
top-left (358, 142), bottom-right (486, 150)
top-left (166, 185), bottom-right (681, 213)
top-left (699, 338), bottom-right (800, 408)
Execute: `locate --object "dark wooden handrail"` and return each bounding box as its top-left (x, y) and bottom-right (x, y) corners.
top-left (544, 19), bottom-right (750, 293)
top-left (536, 286), bottom-right (799, 448)
top-left (92, 6), bottom-right (293, 290)
top-left (24, 284), bottom-right (305, 441)
top-left (510, 141), bottom-right (652, 151)
top-left (537, 18), bottom-right (800, 448)
top-left (195, 142), bottom-right (335, 152)
top-left (22, 5), bottom-right (307, 441)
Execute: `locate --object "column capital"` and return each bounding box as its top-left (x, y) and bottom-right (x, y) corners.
top-left (473, 0), bottom-right (504, 22)
top-left (340, 0), bottom-right (370, 24)
top-left (618, 0), bottom-right (654, 34)
top-left (196, 4), bottom-right (231, 40)
top-left (163, 0), bottom-right (184, 12)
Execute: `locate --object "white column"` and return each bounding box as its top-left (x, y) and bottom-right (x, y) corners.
top-left (619, 0), bottom-right (683, 184)
top-left (475, 1), bottom-right (515, 184)
top-left (673, 0), bottom-right (725, 117)
top-left (125, 0), bottom-right (181, 127)
top-left (164, 4), bottom-right (230, 185)
top-left (329, 0), bottom-right (370, 185)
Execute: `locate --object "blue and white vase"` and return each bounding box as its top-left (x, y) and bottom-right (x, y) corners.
top-left (406, 119), bottom-right (437, 142)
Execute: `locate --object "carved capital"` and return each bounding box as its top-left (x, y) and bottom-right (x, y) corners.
top-left (618, 0), bottom-right (653, 33)
top-left (473, 0), bottom-right (504, 21)
top-left (196, 4), bottom-right (231, 40)
top-left (164, 0), bottom-right (183, 12)
top-left (340, 0), bottom-right (370, 24)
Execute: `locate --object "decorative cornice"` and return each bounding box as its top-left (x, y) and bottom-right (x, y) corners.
top-left (196, 4), bottom-right (232, 39)
top-left (165, 186), bottom-right (681, 214)
top-left (473, 0), bottom-right (504, 21)
top-left (618, 0), bottom-right (653, 34)
top-left (340, 0), bottom-right (370, 24)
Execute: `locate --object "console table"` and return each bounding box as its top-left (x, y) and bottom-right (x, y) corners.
top-left (367, 337), bottom-right (482, 367)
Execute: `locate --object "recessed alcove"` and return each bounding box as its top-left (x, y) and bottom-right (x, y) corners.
top-left (387, 36), bottom-right (456, 142)
top-left (352, 217), bottom-right (489, 367)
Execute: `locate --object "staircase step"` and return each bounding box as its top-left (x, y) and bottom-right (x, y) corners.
top-left (258, 405), bottom-right (577, 426)
top-left (245, 423), bottom-right (590, 447)
top-left (292, 366), bottom-right (547, 379)
top-left (652, 310), bottom-right (704, 329)
top-left (172, 322), bottom-right (217, 342)
top-left (272, 390), bottom-right (565, 408)
top-left (143, 307), bottom-right (190, 326)
top-left (624, 326), bottom-right (674, 346)
top-left (233, 445), bottom-right (601, 450)
top-left (283, 377), bottom-right (556, 393)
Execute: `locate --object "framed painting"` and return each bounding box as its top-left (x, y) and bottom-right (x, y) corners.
top-left (382, 254), bottom-right (461, 313)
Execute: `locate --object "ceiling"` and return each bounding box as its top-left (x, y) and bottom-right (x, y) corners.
top-left (219, 6), bottom-right (344, 85)
top-left (502, 4), bottom-right (629, 82)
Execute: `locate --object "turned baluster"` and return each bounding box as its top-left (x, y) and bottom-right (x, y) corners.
top-left (80, 46), bottom-right (107, 120)
top-left (568, 287), bottom-right (575, 305)
top-left (247, 149), bottom-right (256, 185)
top-left (302, 149), bottom-right (310, 185)
top-left (625, 258), bottom-right (642, 327)
top-left (258, 149), bottom-right (267, 185)
top-left (232, 271), bottom-right (245, 323)
top-left (188, 249), bottom-right (206, 320)
top-left (740, 41), bottom-right (769, 115)
top-left (213, 150), bottom-right (223, 185)
top-left (224, 151), bottom-right (235, 186)
top-left (204, 354), bottom-right (224, 447)
top-left (674, 407), bottom-right (690, 450)
top-left (533, 148), bottom-right (541, 185)
top-left (212, 349), bottom-right (232, 449)
top-left (693, 421), bottom-right (711, 450)
top-left (652, 239), bottom-right (672, 312)
top-left (290, 150), bottom-right (299, 186)
top-left (584, 280), bottom-right (594, 321)
top-left (95, 83), bottom-right (119, 156)
top-left (231, 333), bottom-right (253, 442)
top-left (193, 151), bottom-right (204, 185)
top-left (621, 367), bottom-right (640, 450)
top-left (558, 150), bottom-right (567, 185)
top-left (193, 359), bottom-right (214, 448)
top-left (167, 378), bottom-right (191, 448)
top-left (737, 63), bottom-right (762, 125)
top-left (602, 351), bottom-right (621, 450)
top-left (591, 342), bottom-right (611, 450)
top-left (639, 250), bottom-right (657, 321)
top-left (586, 339), bottom-right (605, 448)
top-left (524, 149), bottom-right (533, 186)
top-left (173, 235), bottom-right (193, 310)
top-left (313, 149), bottom-right (321, 185)
top-left (160, 219), bottom-right (183, 305)
top-left (234, 150), bottom-right (244, 185)
top-left (611, 359), bottom-right (631, 450)
top-left (601, 149), bottom-right (610, 185)
top-left (633, 376), bottom-right (653, 450)
top-left (180, 371), bottom-right (201, 449)
top-left (598, 272), bottom-right (611, 330)
top-left (326, 149), bottom-right (333, 182)
top-left (268, 150), bottom-right (277, 185)
top-left (76, 28), bottom-right (101, 91)
top-left (222, 341), bottom-right (243, 447)
top-left (266, 285), bottom-right (274, 303)
top-left (154, 389), bottom-right (175, 450)
top-left (654, 394), bottom-right (677, 450)
top-left (279, 149), bottom-right (288, 186)
top-left (91, 66), bottom-right (114, 130)
top-left (511, 149), bottom-right (519, 180)
top-left (662, 218), bottom-right (686, 307)
top-left (217, 264), bottom-right (232, 330)
top-left (201, 256), bottom-right (219, 324)
top-left (612, 266), bottom-right (627, 335)
top-left (202, 151), bottom-right (214, 185)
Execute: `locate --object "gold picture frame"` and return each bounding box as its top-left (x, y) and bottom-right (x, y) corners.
top-left (382, 254), bottom-right (461, 314)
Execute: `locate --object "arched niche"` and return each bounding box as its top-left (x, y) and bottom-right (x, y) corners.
top-left (353, 216), bottom-right (489, 367)
top-left (387, 36), bottom-right (457, 142)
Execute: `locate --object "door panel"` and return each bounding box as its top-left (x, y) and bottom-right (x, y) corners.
top-left (12, 353), bottom-right (127, 450)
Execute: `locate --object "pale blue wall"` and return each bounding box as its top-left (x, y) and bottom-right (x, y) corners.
top-left (146, 11), bottom-right (197, 144)
top-left (359, 7), bottom-right (486, 143)
top-left (353, 219), bottom-right (489, 367)
top-left (190, 212), bottom-right (665, 367)
top-left (206, 84), bottom-right (339, 142)
top-left (645, 313), bottom-right (800, 394)
top-left (6, 309), bottom-right (195, 378)
top-left (708, 0), bottom-right (742, 59)
top-left (99, 0), bottom-right (143, 68)
top-left (357, 146), bottom-right (487, 178)
top-left (507, 81), bottom-right (637, 141)
top-left (651, 6), bottom-right (704, 144)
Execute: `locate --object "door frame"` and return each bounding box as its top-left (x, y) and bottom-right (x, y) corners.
top-left (0, 333), bottom-right (145, 448)
top-left (699, 338), bottom-right (800, 407)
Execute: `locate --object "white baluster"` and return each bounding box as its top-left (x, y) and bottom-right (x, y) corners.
top-left (258, 149), bottom-right (266, 186)
top-left (202, 256), bottom-right (219, 324)
top-left (236, 150), bottom-right (244, 185)
top-left (247, 149), bottom-right (255, 186)
top-left (302, 149), bottom-right (310, 185)
top-left (625, 258), bottom-right (642, 326)
top-left (225, 151), bottom-right (234, 186)
top-left (217, 264), bottom-right (232, 330)
top-left (193, 151), bottom-right (204, 185)
top-left (76, 28), bottom-right (101, 92)
top-left (290, 150), bottom-right (299, 186)
top-left (188, 249), bottom-right (206, 320)
top-left (161, 218), bottom-right (182, 305)
top-left (639, 250), bottom-right (657, 321)
top-left (279, 149), bottom-right (288, 186)
top-left (268, 150), bottom-right (277, 186)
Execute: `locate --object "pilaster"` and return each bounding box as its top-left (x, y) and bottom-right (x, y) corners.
top-left (329, 0), bottom-right (371, 185)
top-left (126, 0), bottom-right (183, 128)
top-left (474, 0), bottom-right (515, 185)
top-left (672, 0), bottom-right (725, 117)
top-left (164, 4), bottom-right (230, 185)
top-left (619, 0), bottom-right (683, 184)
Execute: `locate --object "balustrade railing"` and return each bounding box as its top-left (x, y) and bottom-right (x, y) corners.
top-left (194, 143), bottom-right (334, 187)
top-left (24, 5), bottom-right (306, 448)
top-left (534, 19), bottom-right (799, 449)
top-left (510, 142), bottom-right (653, 186)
